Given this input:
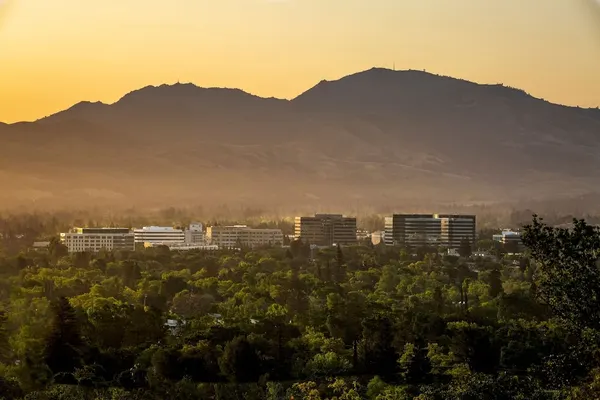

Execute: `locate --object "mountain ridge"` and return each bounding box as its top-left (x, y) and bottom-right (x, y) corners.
top-left (7, 68), bottom-right (594, 126)
top-left (1, 67), bottom-right (599, 211)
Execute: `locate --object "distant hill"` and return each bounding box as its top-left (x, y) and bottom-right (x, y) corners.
top-left (1, 67), bottom-right (599, 211)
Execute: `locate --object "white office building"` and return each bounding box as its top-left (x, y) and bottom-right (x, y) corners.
top-left (184, 223), bottom-right (205, 244)
top-left (60, 228), bottom-right (135, 253)
top-left (134, 226), bottom-right (185, 245)
top-left (207, 225), bottom-right (283, 248)
top-left (144, 242), bottom-right (218, 251)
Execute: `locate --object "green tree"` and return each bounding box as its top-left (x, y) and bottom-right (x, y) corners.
top-left (523, 216), bottom-right (600, 330)
top-left (48, 236), bottom-right (68, 261)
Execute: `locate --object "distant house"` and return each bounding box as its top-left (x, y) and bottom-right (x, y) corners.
top-left (493, 229), bottom-right (523, 253)
top-left (165, 319), bottom-right (186, 335)
top-left (31, 241), bottom-right (50, 251)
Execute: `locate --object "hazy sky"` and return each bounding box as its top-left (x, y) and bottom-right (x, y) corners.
top-left (0, 0), bottom-right (599, 123)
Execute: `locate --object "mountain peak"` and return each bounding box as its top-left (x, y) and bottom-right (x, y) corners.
top-left (115, 83), bottom-right (286, 111)
top-left (291, 66), bottom-right (581, 112)
top-left (120, 83), bottom-right (252, 100)
top-left (70, 100), bottom-right (108, 109)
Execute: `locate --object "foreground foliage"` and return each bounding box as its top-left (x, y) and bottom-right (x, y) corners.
top-left (0, 216), bottom-right (598, 398)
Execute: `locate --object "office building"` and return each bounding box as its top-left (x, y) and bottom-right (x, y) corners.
top-left (440, 214), bottom-right (477, 248)
top-left (207, 225), bottom-right (283, 248)
top-left (134, 226), bottom-right (185, 245)
top-left (144, 242), bottom-right (218, 251)
top-left (294, 214), bottom-right (357, 246)
top-left (384, 214), bottom-right (442, 247)
top-left (60, 228), bottom-right (134, 253)
top-left (384, 214), bottom-right (476, 249)
top-left (185, 223), bottom-right (205, 244)
top-left (134, 223), bottom-right (206, 246)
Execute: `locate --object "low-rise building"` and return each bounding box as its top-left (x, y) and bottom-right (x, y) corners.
top-left (185, 223), bottom-right (205, 244)
top-left (134, 226), bottom-right (185, 245)
top-left (493, 229), bottom-right (523, 252)
top-left (207, 225), bottom-right (283, 248)
top-left (134, 223), bottom-right (206, 246)
top-left (144, 242), bottom-right (218, 251)
top-left (31, 241), bottom-right (50, 251)
top-left (60, 228), bottom-right (134, 253)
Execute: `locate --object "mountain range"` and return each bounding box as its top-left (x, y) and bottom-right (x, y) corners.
top-left (1, 67), bottom-right (599, 212)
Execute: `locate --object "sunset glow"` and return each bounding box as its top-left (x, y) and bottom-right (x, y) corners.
top-left (1, 0), bottom-right (599, 123)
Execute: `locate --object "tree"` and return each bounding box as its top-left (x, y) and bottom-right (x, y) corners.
top-left (448, 321), bottom-right (500, 374)
top-left (522, 216), bottom-right (600, 330)
top-left (48, 236), bottom-right (68, 260)
top-left (121, 260), bottom-right (142, 288)
top-left (362, 315), bottom-right (397, 379)
top-left (44, 297), bottom-right (86, 376)
top-left (334, 245), bottom-right (346, 284)
top-left (0, 310), bottom-right (10, 363)
top-left (487, 268), bottom-right (504, 298)
top-left (458, 238), bottom-right (473, 258)
top-left (219, 336), bottom-right (263, 382)
top-left (398, 342), bottom-right (432, 384)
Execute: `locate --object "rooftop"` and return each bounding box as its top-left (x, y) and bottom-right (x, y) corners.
top-left (136, 226), bottom-right (183, 232)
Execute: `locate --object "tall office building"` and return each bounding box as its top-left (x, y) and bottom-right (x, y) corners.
top-left (294, 214), bottom-right (357, 246)
top-left (384, 214), bottom-right (476, 249)
top-left (384, 214), bottom-right (442, 247)
top-left (439, 214), bottom-right (477, 248)
top-left (60, 228), bottom-right (135, 253)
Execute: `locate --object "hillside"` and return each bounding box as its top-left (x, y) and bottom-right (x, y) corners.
top-left (1, 68), bottom-right (599, 211)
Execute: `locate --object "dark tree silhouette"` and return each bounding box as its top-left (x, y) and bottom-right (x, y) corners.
top-left (219, 336), bottom-right (262, 382)
top-left (458, 238), bottom-right (473, 258)
top-left (488, 268), bottom-right (504, 298)
top-left (44, 297), bottom-right (86, 376)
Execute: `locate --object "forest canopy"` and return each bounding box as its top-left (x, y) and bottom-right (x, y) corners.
top-left (0, 215), bottom-right (598, 399)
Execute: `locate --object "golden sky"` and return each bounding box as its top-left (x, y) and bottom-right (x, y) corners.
top-left (1, 0), bottom-right (599, 123)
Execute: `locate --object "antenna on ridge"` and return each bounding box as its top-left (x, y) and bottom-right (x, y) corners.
top-left (393, 62), bottom-right (396, 71)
